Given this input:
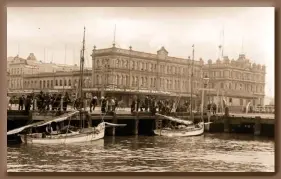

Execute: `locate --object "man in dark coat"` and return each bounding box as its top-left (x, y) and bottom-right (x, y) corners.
top-left (18, 95), bottom-right (25, 110)
top-left (131, 96), bottom-right (136, 113)
top-left (212, 103), bottom-right (217, 115)
top-left (24, 95), bottom-right (32, 113)
top-left (136, 97), bottom-right (141, 112)
top-left (56, 94), bottom-right (62, 111)
top-left (63, 92), bottom-right (70, 111)
top-left (90, 96), bottom-right (97, 112)
top-left (51, 94), bottom-right (57, 111)
top-left (101, 96), bottom-right (107, 113)
top-left (144, 96), bottom-right (149, 112)
top-left (150, 97), bottom-right (156, 115)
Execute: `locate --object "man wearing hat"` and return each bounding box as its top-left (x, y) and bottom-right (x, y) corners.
top-left (90, 96), bottom-right (97, 112)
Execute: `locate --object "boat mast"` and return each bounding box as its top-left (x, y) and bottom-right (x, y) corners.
top-left (189, 44), bottom-right (195, 121)
top-left (79, 27), bottom-right (86, 128)
top-left (80, 27), bottom-right (86, 104)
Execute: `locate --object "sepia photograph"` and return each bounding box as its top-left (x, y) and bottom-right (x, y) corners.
top-left (6, 7), bottom-right (274, 172)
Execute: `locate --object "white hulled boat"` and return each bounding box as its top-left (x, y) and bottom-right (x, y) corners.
top-left (7, 27), bottom-right (126, 144)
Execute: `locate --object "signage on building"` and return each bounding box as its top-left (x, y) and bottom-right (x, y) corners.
top-left (53, 86), bottom-right (72, 90)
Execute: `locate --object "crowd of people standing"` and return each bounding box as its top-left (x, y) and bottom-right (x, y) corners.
top-left (8, 92), bottom-right (218, 115)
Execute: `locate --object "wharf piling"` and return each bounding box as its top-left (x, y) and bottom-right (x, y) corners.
top-left (254, 116), bottom-right (261, 136)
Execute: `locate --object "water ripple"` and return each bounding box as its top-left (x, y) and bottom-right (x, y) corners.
top-left (7, 133), bottom-right (274, 172)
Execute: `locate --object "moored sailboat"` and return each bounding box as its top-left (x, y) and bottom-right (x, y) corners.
top-left (153, 45), bottom-right (212, 137)
top-left (153, 113), bottom-right (205, 137)
top-left (7, 27), bottom-right (126, 144)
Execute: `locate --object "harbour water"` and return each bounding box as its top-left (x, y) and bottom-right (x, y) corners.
top-left (7, 133), bottom-right (274, 172)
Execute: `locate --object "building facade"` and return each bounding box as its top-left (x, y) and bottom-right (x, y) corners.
top-left (91, 45), bottom-right (204, 106)
top-left (7, 47), bottom-right (266, 110)
top-left (7, 53), bottom-right (81, 91)
top-left (203, 54), bottom-right (266, 111)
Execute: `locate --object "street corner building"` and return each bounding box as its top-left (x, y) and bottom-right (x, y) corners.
top-left (7, 45), bottom-right (266, 113)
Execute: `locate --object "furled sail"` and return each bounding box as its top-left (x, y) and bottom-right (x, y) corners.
top-left (7, 110), bottom-right (79, 135)
top-left (7, 124), bottom-right (37, 135)
top-left (36, 110), bottom-right (79, 127)
top-left (155, 113), bottom-right (193, 126)
top-left (104, 122), bottom-right (127, 127)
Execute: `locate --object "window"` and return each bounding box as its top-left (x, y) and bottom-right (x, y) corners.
top-left (116, 59), bottom-right (120, 68)
top-left (132, 61), bottom-right (135, 70)
top-left (229, 98), bottom-right (232, 103)
top-left (125, 60), bottom-right (128, 69)
top-left (137, 61), bottom-right (140, 70)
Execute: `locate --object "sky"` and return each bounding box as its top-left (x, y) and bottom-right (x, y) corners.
top-left (7, 7), bottom-right (275, 97)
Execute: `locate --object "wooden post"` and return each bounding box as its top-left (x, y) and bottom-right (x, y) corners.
top-left (134, 112), bottom-right (139, 135)
top-left (85, 99), bottom-right (88, 111)
top-left (223, 117), bottom-right (230, 133)
top-left (87, 113), bottom-right (92, 128)
top-left (112, 112), bottom-right (117, 136)
top-left (155, 116), bottom-right (162, 135)
top-left (254, 116), bottom-right (261, 136)
top-left (205, 111), bottom-right (211, 132)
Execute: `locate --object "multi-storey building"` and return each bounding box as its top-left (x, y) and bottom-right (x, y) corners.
top-left (203, 54), bottom-right (266, 110)
top-left (7, 46), bottom-right (266, 110)
top-left (91, 45), bottom-right (204, 106)
top-left (7, 53), bottom-right (81, 91)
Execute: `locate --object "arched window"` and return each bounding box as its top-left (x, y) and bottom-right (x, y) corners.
top-left (117, 75), bottom-right (120, 86)
top-left (137, 61), bottom-right (140, 70)
top-left (136, 76), bottom-right (139, 86)
top-left (125, 60), bottom-right (128, 68)
top-left (120, 75), bottom-right (123, 85)
top-left (145, 77), bottom-right (148, 87)
top-left (69, 79), bottom-right (71, 86)
top-left (64, 79), bottom-right (67, 86)
top-left (132, 76), bottom-right (135, 86)
top-left (126, 75), bottom-right (129, 86)
top-left (56, 80), bottom-right (58, 86)
top-left (122, 75), bottom-right (126, 86)
top-left (60, 80), bottom-right (62, 86)
top-left (43, 80), bottom-right (46, 88)
top-left (47, 80), bottom-right (49, 88)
